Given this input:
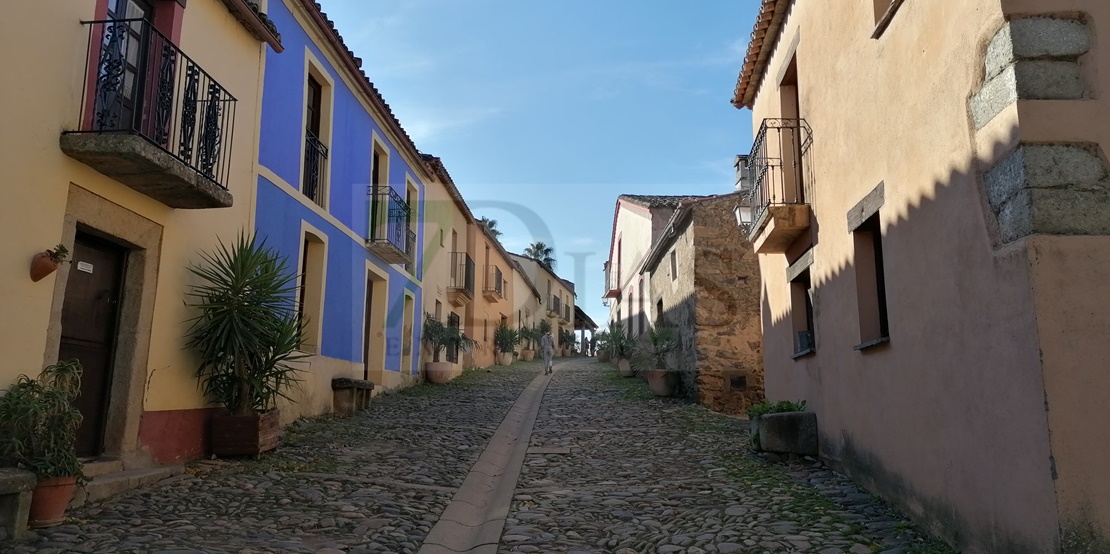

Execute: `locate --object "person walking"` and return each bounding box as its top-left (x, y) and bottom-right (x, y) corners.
top-left (540, 330), bottom-right (555, 375)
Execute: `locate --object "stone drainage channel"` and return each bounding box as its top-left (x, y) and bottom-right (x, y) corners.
top-left (13, 360), bottom-right (953, 554)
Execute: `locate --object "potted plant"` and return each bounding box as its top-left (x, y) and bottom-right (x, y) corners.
top-left (608, 327), bottom-right (635, 377)
top-left (30, 243), bottom-right (69, 282)
top-left (594, 331), bottom-right (612, 363)
top-left (519, 327), bottom-right (538, 361)
top-left (494, 323), bottom-right (519, 366)
top-left (0, 359), bottom-right (86, 528)
top-left (559, 328), bottom-right (576, 357)
top-left (632, 326), bottom-right (681, 397)
top-left (185, 234), bottom-right (307, 458)
top-left (422, 314), bottom-right (477, 383)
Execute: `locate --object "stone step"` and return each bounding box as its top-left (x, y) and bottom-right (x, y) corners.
top-left (70, 466), bottom-right (185, 508)
top-left (80, 458), bottom-right (123, 478)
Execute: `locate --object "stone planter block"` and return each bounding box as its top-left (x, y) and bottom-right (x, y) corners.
top-left (757, 412), bottom-right (818, 456)
top-left (0, 468), bottom-right (36, 540)
top-left (331, 378), bottom-right (374, 416)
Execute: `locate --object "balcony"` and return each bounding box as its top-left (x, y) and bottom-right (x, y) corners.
top-left (548, 295), bottom-right (562, 318)
top-left (303, 130), bottom-right (328, 208)
top-left (602, 262), bottom-right (620, 299)
top-left (367, 188), bottom-right (413, 264)
top-left (736, 118), bottom-right (813, 254)
top-left (61, 19), bottom-right (236, 209)
top-left (483, 265), bottom-right (505, 302)
top-left (447, 252), bottom-right (475, 307)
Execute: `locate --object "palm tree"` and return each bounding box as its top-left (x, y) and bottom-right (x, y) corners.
top-left (478, 217), bottom-right (502, 239)
top-left (525, 241), bottom-right (556, 268)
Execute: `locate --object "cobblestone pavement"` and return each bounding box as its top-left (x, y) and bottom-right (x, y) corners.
top-left (14, 366), bottom-right (537, 554)
top-left (501, 360), bottom-right (955, 554)
top-left (13, 359), bottom-right (955, 554)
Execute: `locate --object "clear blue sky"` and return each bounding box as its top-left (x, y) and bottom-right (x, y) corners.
top-left (320, 0), bottom-right (758, 330)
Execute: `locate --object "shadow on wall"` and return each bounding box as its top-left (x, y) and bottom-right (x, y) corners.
top-left (755, 119), bottom-right (1110, 553)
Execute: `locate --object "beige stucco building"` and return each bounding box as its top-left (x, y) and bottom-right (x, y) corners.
top-left (734, 0), bottom-right (1110, 551)
top-left (639, 194), bottom-right (764, 414)
top-left (511, 255), bottom-right (576, 353)
top-left (0, 0), bottom-right (275, 467)
top-left (603, 195), bottom-right (705, 336)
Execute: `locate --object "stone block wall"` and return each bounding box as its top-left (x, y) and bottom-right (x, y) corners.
top-left (648, 215), bottom-right (698, 398)
top-left (692, 200), bottom-right (764, 414)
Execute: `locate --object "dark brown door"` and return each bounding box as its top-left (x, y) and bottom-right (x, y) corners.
top-left (59, 233), bottom-right (127, 457)
top-left (363, 280), bottom-right (374, 381)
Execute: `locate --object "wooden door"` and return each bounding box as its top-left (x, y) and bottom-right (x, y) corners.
top-left (363, 280), bottom-right (374, 380)
top-left (59, 233), bottom-right (127, 457)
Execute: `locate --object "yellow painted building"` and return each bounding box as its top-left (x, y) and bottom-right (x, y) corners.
top-left (418, 156), bottom-right (479, 374)
top-left (511, 255), bottom-right (576, 353)
top-left (0, 0), bottom-right (276, 465)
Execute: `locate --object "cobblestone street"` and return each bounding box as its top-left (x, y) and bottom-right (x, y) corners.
top-left (12, 360), bottom-right (953, 553)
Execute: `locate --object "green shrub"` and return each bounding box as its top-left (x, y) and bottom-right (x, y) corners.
top-left (748, 399), bottom-right (807, 419)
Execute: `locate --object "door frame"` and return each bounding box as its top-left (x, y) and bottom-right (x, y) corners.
top-left (45, 185), bottom-right (163, 464)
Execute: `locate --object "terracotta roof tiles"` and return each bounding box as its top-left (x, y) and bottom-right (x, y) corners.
top-left (731, 0), bottom-right (790, 109)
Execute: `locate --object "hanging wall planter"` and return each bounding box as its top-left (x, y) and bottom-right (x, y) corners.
top-left (30, 244), bottom-right (69, 282)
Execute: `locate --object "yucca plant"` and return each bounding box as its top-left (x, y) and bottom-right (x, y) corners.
top-left (495, 324), bottom-right (521, 354)
top-left (518, 326), bottom-right (538, 351)
top-left (0, 359), bottom-right (85, 481)
top-left (185, 233), bottom-right (307, 416)
top-left (607, 326), bottom-right (635, 359)
top-left (632, 325), bottom-right (680, 373)
top-left (423, 313), bottom-right (478, 362)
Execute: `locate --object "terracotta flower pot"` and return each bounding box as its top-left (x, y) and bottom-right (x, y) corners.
top-left (497, 352), bottom-right (513, 366)
top-left (598, 351), bottom-right (611, 363)
top-left (427, 361), bottom-right (454, 384)
top-left (618, 359), bottom-right (634, 377)
top-left (211, 409), bottom-right (280, 458)
top-left (28, 476), bottom-right (78, 528)
top-left (644, 370), bottom-right (679, 397)
top-left (521, 350), bottom-right (535, 361)
top-left (30, 251), bottom-right (59, 282)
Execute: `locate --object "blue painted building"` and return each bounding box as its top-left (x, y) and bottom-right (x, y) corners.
top-left (255, 0), bottom-right (428, 406)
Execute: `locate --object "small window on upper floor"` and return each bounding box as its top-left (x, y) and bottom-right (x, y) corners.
top-left (669, 251), bottom-right (677, 281)
top-left (872, 0), bottom-right (905, 38)
top-left (303, 71), bottom-right (331, 209)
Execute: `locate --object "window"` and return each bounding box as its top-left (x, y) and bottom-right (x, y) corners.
top-left (790, 268), bottom-right (816, 357)
top-left (435, 300), bottom-right (442, 321)
top-left (369, 139), bottom-right (389, 240)
top-left (853, 213), bottom-right (890, 349)
top-left (638, 279), bottom-right (646, 335)
top-left (297, 230), bottom-right (326, 353)
top-left (669, 251), bottom-right (677, 281)
top-left (439, 229), bottom-right (445, 247)
top-left (484, 316), bottom-right (488, 341)
top-left (405, 180), bottom-right (418, 273)
top-left (656, 299), bottom-right (664, 326)
top-left (446, 312), bottom-right (460, 363)
top-left (302, 72), bottom-right (330, 209)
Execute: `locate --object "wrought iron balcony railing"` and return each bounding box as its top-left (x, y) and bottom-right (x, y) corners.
top-left (70, 18), bottom-right (237, 189)
top-left (303, 130), bottom-right (328, 207)
top-left (449, 252), bottom-right (475, 297)
top-left (741, 118), bottom-right (813, 228)
top-left (367, 187), bottom-right (412, 263)
top-left (549, 295), bottom-right (562, 316)
top-left (484, 265), bottom-right (504, 298)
